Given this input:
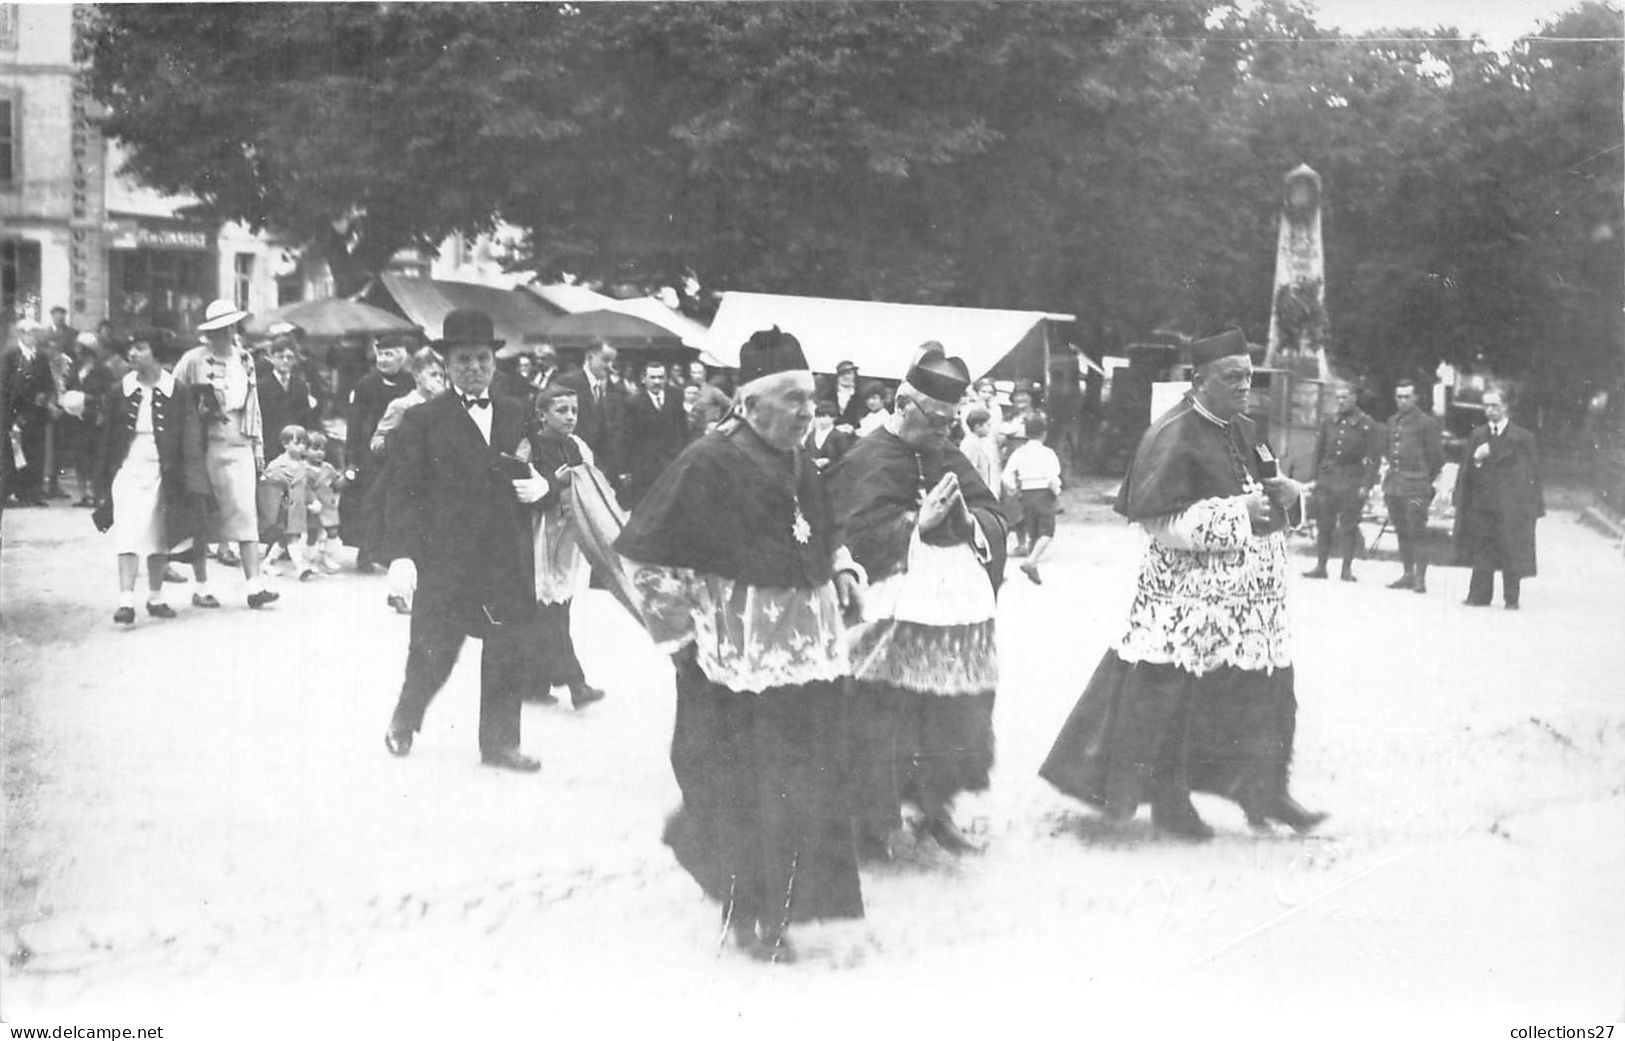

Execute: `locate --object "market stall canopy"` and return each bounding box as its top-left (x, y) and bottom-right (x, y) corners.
top-left (535, 309), bottom-right (684, 352)
top-left (370, 273), bottom-right (557, 348)
top-left (524, 284), bottom-right (716, 359)
top-left (244, 298), bottom-right (419, 340)
top-left (704, 292), bottom-right (1074, 381)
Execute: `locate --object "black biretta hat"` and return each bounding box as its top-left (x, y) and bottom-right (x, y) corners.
top-left (904, 341), bottom-right (971, 404)
top-left (1190, 328), bottom-right (1250, 368)
top-left (738, 326), bottom-right (809, 384)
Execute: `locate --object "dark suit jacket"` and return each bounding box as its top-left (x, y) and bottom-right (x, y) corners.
top-left (621, 388), bottom-right (688, 505)
top-left (804, 425), bottom-right (854, 470)
top-left (553, 368), bottom-right (625, 478)
top-left (257, 369), bottom-right (320, 460)
top-left (380, 392), bottom-right (537, 628)
top-left (1453, 422), bottom-right (1544, 577)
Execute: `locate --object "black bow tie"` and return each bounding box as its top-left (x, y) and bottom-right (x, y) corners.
top-left (462, 395), bottom-right (491, 410)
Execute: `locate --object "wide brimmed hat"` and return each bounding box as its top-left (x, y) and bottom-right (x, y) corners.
top-left (1190, 328), bottom-right (1250, 368)
top-left (738, 326), bottom-right (808, 384)
top-left (433, 309), bottom-right (504, 350)
top-left (904, 341), bottom-right (971, 404)
top-left (197, 299), bottom-right (250, 332)
top-left (266, 320), bottom-right (303, 341)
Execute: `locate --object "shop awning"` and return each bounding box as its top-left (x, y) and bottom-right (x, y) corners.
top-left (372, 274), bottom-right (558, 346)
top-left (704, 292), bottom-right (1072, 381)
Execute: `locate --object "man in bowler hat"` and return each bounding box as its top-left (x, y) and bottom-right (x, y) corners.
top-left (381, 310), bottom-right (547, 772)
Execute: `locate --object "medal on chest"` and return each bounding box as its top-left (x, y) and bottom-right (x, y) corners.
top-left (792, 500), bottom-right (812, 544)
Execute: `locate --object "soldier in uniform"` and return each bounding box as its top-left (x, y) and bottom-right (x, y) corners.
top-left (1382, 379), bottom-right (1445, 593)
top-left (1303, 380), bottom-right (1382, 581)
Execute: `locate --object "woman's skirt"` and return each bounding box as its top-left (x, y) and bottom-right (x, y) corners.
top-left (109, 433), bottom-right (168, 556)
top-left (202, 435), bottom-right (259, 542)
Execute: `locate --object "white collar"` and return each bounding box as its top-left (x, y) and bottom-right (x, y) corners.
top-left (1189, 394), bottom-right (1229, 428)
top-left (122, 370), bottom-right (176, 395)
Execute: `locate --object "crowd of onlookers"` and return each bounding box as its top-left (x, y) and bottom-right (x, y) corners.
top-left (1, 300), bottom-right (1069, 621)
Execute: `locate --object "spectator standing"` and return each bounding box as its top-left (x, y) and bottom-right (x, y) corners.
top-left (1454, 387), bottom-right (1544, 609)
top-left (1382, 379), bottom-right (1446, 593)
top-left (340, 339), bottom-right (414, 570)
top-left (2, 320), bottom-right (55, 507)
top-left (554, 342), bottom-right (625, 489)
top-left (803, 400), bottom-right (853, 470)
top-left (619, 359), bottom-right (690, 508)
top-left (256, 323), bottom-right (320, 463)
top-left (1303, 380), bottom-right (1382, 581)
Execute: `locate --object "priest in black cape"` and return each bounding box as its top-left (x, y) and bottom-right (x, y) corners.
top-left (613, 327), bottom-right (866, 964)
top-left (825, 343), bottom-right (1007, 857)
top-left (1038, 329), bottom-right (1327, 841)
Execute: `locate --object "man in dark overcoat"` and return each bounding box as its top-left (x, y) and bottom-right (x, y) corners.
top-left (341, 338), bottom-right (413, 568)
top-left (1454, 387), bottom-right (1544, 609)
top-left (619, 358), bottom-right (689, 508)
top-left (381, 310), bottom-right (546, 773)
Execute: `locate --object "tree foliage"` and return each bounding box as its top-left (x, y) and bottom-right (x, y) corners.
top-left (82, 1), bottom-right (1623, 417)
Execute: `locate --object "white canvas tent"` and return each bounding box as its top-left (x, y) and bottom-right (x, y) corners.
top-left (524, 283), bottom-right (717, 359)
top-left (704, 292), bottom-right (1073, 382)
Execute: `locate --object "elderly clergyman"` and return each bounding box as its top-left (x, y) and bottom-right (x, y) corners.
top-left (1039, 328), bottom-right (1326, 841)
top-left (827, 343), bottom-right (1007, 857)
top-left (615, 326), bottom-right (866, 964)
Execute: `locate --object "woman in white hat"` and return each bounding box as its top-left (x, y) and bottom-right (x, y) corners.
top-left (170, 299), bottom-right (278, 609)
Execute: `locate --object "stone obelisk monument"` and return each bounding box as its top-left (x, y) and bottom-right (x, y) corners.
top-left (1265, 164), bottom-right (1332, 380)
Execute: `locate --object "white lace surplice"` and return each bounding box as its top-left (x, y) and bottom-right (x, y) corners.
top-left (1117, 495), bottom-right (1293, 677)
top-left (628, 565), bottom-right (850, 694)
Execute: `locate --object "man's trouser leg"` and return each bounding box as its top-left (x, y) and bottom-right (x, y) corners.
top-left (478, 625), bottom-right (525, 755)
top-left (393, 607), bottom-right (466, 734)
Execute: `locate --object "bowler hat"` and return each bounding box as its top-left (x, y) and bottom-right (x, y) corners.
top-left (738, 326), bottom-right (808, 384)
top-left (904, 341), bottom-right (971, 404)
top-left (433, 309), bottom-right (504, 350)
top-left (197, 298), bottom-right (250, 332)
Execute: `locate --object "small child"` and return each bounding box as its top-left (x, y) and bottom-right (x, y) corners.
top-left (305, 431), bottom-right (346, 574)
top-left (258, 424), bottom-right (316, 580)
top-left (1002, 413), bottom-right (1062, 584)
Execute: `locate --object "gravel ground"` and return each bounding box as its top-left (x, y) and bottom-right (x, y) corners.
top-left (3, 479), bottom-right (1622, 1038)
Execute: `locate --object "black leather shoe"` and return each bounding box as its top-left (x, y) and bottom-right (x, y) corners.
top-left (247, 589), bottom-right (280, 609)
top-left (523, 688), bottom-right (561, 705)
top-left (1268, 797), bottom-right (1328, 835)
top-left (570, 683), bottom-right (606, 709)
top-left (191, 592), bottom-right (221, 609)
top-left (1504, 601), bottom-right (1520, 611)
top-left (1152, 802), bottom-right (1215, 842)
top-left (481, 748), bottom-right (541, 773)
top-left (384, 726), bottom-right (413, 757)
top-left (145, 602), bottom-right (177, 619)
top-left (1387, 574), bottom-right (1413, 590)
top-left (923, 814), bottom-right (985, 855)
top-left (113, 606), bottom-right (136, 626)
top-left (1302, 567), bottom-right (1328, 579)
top-left (1463, 598), bottom-right (1491, 607)
top-left (1340, 569), bottom-right (1357, 582)
top-left (1412, 577), bottom-right (1427, 594)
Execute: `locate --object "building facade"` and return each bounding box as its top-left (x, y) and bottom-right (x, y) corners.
top-left (2, 4), bottom-right (324, 343)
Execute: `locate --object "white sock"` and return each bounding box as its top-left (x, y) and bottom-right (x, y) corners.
top-left (193, 581), bottom-right (212, 597)
top-left (146, 591), bottom-right (168, 607)
top-left (118, 591), bottom-right (136, 608)
top-left (247, 577), bottom-right (265, 594)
